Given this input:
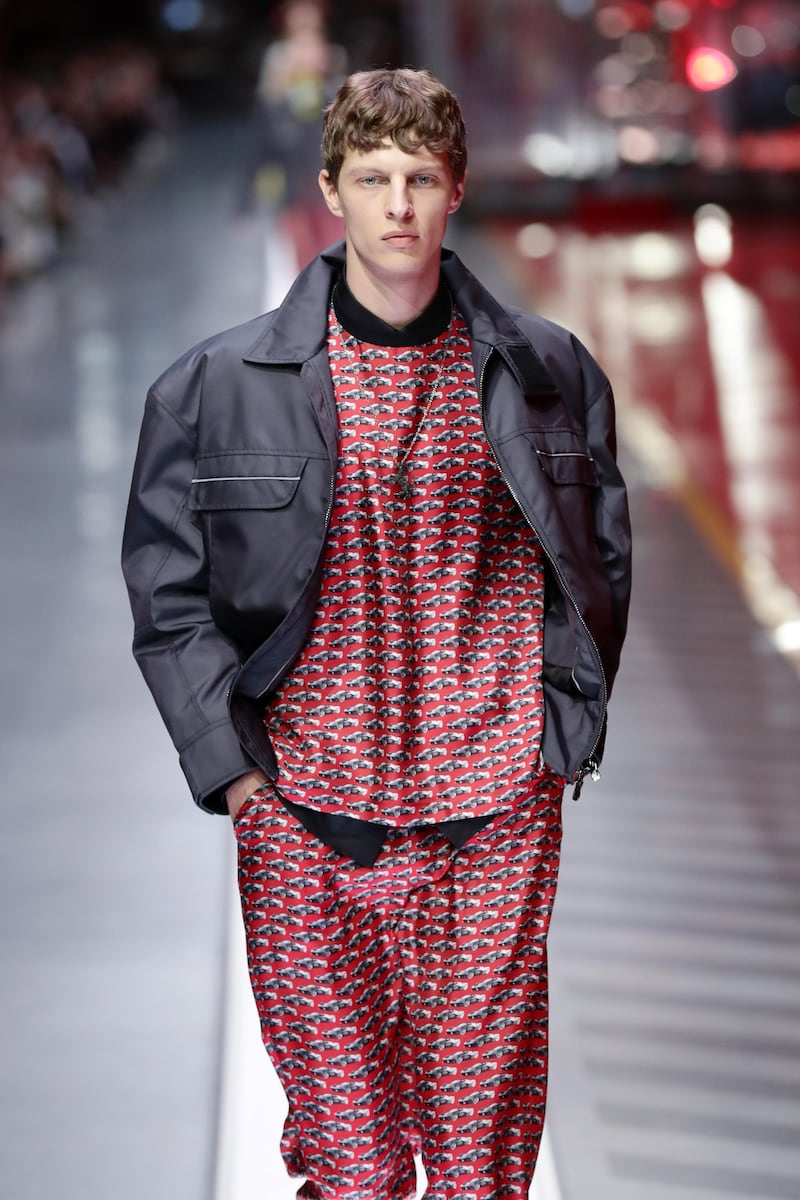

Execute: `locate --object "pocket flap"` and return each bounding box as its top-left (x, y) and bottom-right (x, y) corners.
top-left (528, 432), bottom-right (597, 486)
top-left (189, 454), bottom-right (307, 510)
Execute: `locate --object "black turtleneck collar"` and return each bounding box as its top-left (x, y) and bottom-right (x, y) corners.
top-left (332, 273), bottom-right (452, 347)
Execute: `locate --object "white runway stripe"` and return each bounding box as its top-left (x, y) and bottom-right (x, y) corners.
top-left (214, 855), bottom-right (299, 1200)
top-left (262, 215), bottom-right (299, 313)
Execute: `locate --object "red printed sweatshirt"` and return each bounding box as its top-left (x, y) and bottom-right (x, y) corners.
top-left (264, 288), bottom-right (548, 828)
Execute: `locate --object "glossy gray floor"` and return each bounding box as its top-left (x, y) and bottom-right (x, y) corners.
top-left (1, 119), bottom-right (798, 1200)
top-left (0, 121), bottom-right (261, 1200)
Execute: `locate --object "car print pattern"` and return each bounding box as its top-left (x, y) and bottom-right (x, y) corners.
top-left (236, 779), bottom-right (563, 1199)
top-left (265, 310), bottom-right (547, 828)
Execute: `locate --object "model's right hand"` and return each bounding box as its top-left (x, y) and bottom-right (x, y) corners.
top-left (225, 770), bottom-right (269, 819)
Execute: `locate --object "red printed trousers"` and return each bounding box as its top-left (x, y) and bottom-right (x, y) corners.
top-left (235, 781), bottom-right (563, 1200)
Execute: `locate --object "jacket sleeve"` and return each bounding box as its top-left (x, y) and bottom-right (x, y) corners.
top-left (121, 385), bottom-right (255, 812)
top-left (573, 336), bottom-right (632, 695)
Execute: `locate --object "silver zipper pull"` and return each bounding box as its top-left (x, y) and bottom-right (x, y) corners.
top-left (572, 759), bottom-right (601, 801)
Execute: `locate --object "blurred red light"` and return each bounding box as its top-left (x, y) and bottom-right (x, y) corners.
top-left (686, 48), bottom-right (738, 91)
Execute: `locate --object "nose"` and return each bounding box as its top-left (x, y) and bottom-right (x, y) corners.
top-left (386, 179), bottom-right (413, 221)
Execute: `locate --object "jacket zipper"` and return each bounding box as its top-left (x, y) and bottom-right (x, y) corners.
top-left (478, 347), bottom-right (607, 797)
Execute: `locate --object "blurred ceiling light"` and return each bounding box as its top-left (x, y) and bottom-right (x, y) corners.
top-left (161, 0), bottom-right (204, 31)
top-left (596, 6), bottom-right (633, 38)
top-left (627, 232), bottom-right (690, 280)
top-left (693, 204), bottom-right (733, 267)
top-left (654, 0), bottom-right (691, 31)
top-left (516, 223), bottom-right (558, 259)
top-left (686, 47), bottom-right (738, 91)
top-left (595, 84), bottom-right (632, 119)
top-left (522, 133), bottom-right (574, 176)
top-left (596, 54), bottom-right (638, 86)
top-left (731, 25), bottom-right (767, 56)
top-left (622, 32), bottom-right (658, 64)
top-left (774, 620), bottom-right (800, 653)
top-left (694, 202), bottom-right (732, 227)
top-left (617, 124), bottom-right (661, 163)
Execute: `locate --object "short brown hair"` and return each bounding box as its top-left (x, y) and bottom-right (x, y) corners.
top-left (321, 68), bottom-right (467, 186)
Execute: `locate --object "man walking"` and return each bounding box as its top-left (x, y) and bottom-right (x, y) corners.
top-left (122, 68), bottom-right (631, 1200)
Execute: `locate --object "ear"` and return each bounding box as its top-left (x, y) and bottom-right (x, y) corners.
top-left (319, 170), bottom-right (343, 216)
top-left (447, 172), bottom-right (466, 215)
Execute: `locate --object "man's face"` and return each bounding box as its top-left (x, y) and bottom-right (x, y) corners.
top-left (319, 140), bottom-right (464, 288)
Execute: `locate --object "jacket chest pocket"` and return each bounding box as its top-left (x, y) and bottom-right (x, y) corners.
top-left (528, 431), bottom-right (598, 487)
top-left (189, 453), bottom-right (308, 511)
top-left (187, 453), bottom-right (311, 647)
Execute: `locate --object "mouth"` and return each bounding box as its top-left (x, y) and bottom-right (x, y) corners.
top-left (382, 231), bottom-right (419, 244)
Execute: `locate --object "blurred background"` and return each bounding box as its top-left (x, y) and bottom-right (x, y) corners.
top-left (1, 2), bottom-right (799, 1199)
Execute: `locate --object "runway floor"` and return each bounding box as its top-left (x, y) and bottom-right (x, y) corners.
top-left (1, 117), bottom-right (798, 1200)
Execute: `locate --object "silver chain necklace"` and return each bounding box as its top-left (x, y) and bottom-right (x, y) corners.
top-left (392, 355), bottom-right (446, 498)
top-left (336, 282), bottom-right (452, 500)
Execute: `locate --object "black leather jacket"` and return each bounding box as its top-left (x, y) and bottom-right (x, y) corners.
top-left (122, 244), bottom-right (631, 814)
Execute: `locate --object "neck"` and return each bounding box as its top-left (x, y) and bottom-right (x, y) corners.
top-left (343, 252), bottom-right (441, 329)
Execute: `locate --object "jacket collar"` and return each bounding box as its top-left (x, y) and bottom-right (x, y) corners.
top-left (242, 241), bottom-right (559, 402)
top-left (439, 249), bottom-right (559, 403)
top-left (242, 244), bottom-right (344, 365)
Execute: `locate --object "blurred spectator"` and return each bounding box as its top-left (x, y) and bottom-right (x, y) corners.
top-left (237, 0), bottom-right (347, 267)
top-left (0, 113), bottom-right (63, 283)
top-left (0, 40), bottom-right (174, 293)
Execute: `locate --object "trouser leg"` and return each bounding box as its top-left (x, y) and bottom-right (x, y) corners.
top-left (234, 789), bottom-right (418, 1200)
top-left (401, 786), bottom-right (564, 1199)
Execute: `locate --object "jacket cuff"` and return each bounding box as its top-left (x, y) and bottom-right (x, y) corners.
top-left (179, 721), bottom-right (258, 815)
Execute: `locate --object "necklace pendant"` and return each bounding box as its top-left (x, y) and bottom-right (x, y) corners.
top-left (395, 465), bottom-right (412, 499)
